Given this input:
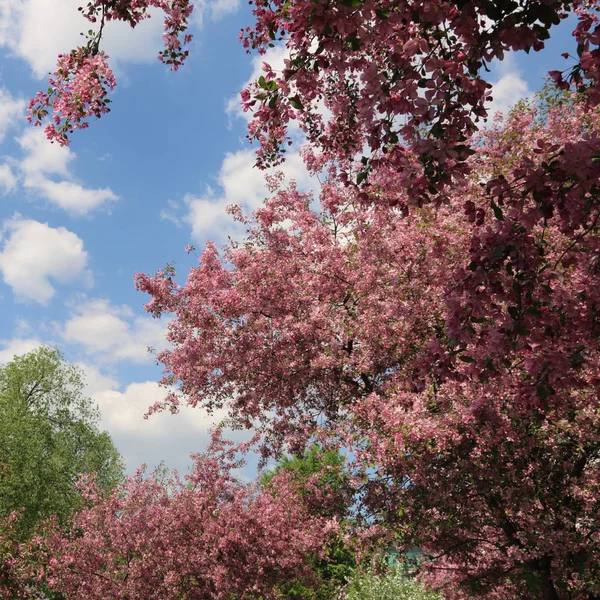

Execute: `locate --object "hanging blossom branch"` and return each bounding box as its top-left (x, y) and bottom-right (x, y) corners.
top-left (27, 0), bottom-right (194, 146)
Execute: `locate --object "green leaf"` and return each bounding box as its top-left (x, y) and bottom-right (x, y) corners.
top-left (347, 36), bottom-right (362, 51)
top-left (288, 95), bottom-right (304, 110)
top-left (490, 199), bottom-right (504, 221)
top-left (356, 170), bottom-right (368, 185)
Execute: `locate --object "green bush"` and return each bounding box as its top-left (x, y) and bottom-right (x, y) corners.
top-left (342, 567), bottom-right (441, 600)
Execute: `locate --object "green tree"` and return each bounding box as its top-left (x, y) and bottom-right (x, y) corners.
top-left (262, 446), bottom-right (356, 600)
top-left (0, 346), bottom-right (123, 539)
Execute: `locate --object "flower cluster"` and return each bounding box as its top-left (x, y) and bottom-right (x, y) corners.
top-left (29, 0), bottom-right (194, 144)
top-left (241, 0), bottom-right (600, 200)
top-left (27, 432), bottom-right (334, 599)
top-left (27, 49), bottom-right (116, 146)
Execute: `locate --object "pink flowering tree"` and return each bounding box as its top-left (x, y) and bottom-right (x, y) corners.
top-left (30, 0), bottom-right (600, 172)
top-left (26, 1), bottom-right (600, 599)
top-left (27, 0), bottom-right (600, 208)
top-left (0, 513), bottom-right (30, 599)
top-left (135, 91), bottom-right (600, 599)
top-left (241, 0), bottom-right (600, 186)
top-left (25, 432), bottom-right (335, 600)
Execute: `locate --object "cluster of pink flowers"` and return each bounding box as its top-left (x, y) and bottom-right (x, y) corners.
top-left (241, 0), bottom-right (600, 199)
top-left (29, 0), bottom-right (193, 144)
top-left (22, 432), bottom-right (335, 599)
top-left (80, 0), bottom-right (195, 68)
top-left (27, 49), bottom-right (116, 146)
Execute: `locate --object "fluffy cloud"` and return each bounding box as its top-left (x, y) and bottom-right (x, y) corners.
top-left (0, 216), bottom-right (92, 304)
top-left (180, 148), bottom-right (316, 242)
top-left (487, 55), bottom-right (532, 118)
top-left (94, 381), bottom-right (227, 437)
top-left (16, 128), bottom-right (118, 215)
top-left (0, 88), bottom-right (25, 142)
top-left (77, 362), bottom-right (119, 397)
top-left (0, 165), bottom-right (17, 194)
top-left (61, 298), bottom-right (169, 364)
top-left (0, 337), bottom-right (42, 364)
top-left (92, 380), bottom-right (231, 473)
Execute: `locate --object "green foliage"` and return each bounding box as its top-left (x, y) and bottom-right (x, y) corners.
top-left (262, 446), bottom-right (356, 599)
top-left (342, 567), bottom-right (442, 600)
top-left (262, 446), bottom-right (349, 511)
top-left (0, 347), bottom-right (124, 539)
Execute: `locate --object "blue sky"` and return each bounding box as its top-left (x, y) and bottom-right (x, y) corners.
top-left (0, 1), bottom-right (579, 476)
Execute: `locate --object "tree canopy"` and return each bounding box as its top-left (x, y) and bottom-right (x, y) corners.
top-left (135, 88), bottom-right (600, 600)
top-left (28, 432), bottom-right (335, 600)
top-left (0, 347), bottom-right (123, 538)
top-left (261, 446), bottom-right (356, 599)
top-left (19, 0), bottom-right (600, 599)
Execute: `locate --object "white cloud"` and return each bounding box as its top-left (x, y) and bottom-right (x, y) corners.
top-left (0, 165), bottom-right (17, 194)
top-left (0, 88), bottom-right (25, 142)
top-left (487, 55), bottom-right (531, 119)
top-left (182, 148), bottom-right (315, 241)
top-left (16, 128), bottom-right (118, 215)
top-left (0, 216), bottom-right (92, 304)
top-left (94, 381), bottom-right (227, 436)
top-left (61, 298), bottom-right (168, 364)
top-left (18, 128), bottom-right (72, 177)
top-left (77, 362), bottom-right (119, 397)
top-left (160, 199), bottom-right (183, 227)
top-left (92, 380), bottom-right (232, 474)
top-left (0, 338), bottom-right (42, 364)
top-left (0, 0), bottom-right (240, 79)
top-left (26, 179), bottom-right (118, 215)
top-left (209, 0), bottom-right (241, 20)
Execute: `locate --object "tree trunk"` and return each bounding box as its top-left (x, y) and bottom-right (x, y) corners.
top-left (537, 558), bottom-right (559, 600)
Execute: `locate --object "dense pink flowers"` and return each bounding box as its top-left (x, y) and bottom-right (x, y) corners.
top-left (241, 0), bottom-right (600, 199)
top-left (29, 433), bottom-right (335, 599)
top-left (25, 0), bottom-right (600, 598)
top-left (136, 94), bottom-right (600, 599)
top-left (27, 49), bottom-right (116, 146)
top-left (28, 0), bottom-right (600, 164)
